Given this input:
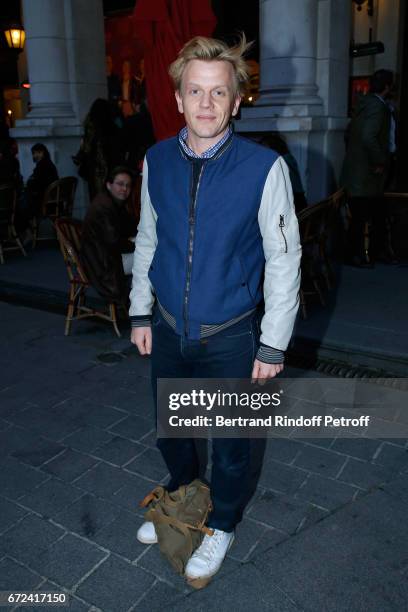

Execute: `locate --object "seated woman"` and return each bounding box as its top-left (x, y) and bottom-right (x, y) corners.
top-left (26, 143), bottom-right (59, 218)
top-left (80, 166), bottom-right (138, 309)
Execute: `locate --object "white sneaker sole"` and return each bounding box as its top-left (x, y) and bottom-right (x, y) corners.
top-left (185, 534), bottom-right (235, 589)
top-left (136, 531), bottom-right (158, 544)
top-left (137, 535), bottom-right (158, 544)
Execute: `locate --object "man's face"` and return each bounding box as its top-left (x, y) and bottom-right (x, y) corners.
top-left (175, 59), bottom-right (241, 147)
top-left (106, 173), bottom-right (132, 201)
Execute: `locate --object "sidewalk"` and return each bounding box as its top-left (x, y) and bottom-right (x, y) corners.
top-left (0, 244), bottom-right (407, 374)
top-left (0, 301), bottom-right (407, 611)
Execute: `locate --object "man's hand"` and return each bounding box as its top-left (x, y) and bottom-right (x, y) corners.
top-left (251, 359), bottom-right (283, 385)
top-left (131, 326), bottom-right (152, 355)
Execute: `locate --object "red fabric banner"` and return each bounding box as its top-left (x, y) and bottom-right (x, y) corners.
top-left (133, 0), bottom-right (216, 141)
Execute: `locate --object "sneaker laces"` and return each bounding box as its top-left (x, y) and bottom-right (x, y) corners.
top-left (197, 530), bottom-right (224, 563)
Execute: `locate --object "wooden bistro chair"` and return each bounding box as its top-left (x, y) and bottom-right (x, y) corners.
top-left (297, 188), bottom-right (345, 318)
top-left (55, 217), bottom-right (121, 337)
top-left (0, 182), bottom-right (27, 264)
top-left (32, 176), bottom-right (78, 248)
top-left (297, 199), bottom-right (329, 319)
top-left (318, 188), bottom-right (346, 289)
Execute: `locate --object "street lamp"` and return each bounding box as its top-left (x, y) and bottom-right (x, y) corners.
top-left (4, 26), bottom-right (26, 51)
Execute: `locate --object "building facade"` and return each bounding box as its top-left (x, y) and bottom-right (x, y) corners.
top-left (10, 0), bottom-right (406, 213)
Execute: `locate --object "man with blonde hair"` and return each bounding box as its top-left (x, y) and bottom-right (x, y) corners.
top-left (130, 36), bottom-right (301, 583)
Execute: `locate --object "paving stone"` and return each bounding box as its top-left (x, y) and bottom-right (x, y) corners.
top-left (263, 436), bottom-right (303, 464)
top-left (26, 383), bottom-right (75, 411)
top-left (259, 459), bottom-right (308, 494)
top-left (41, 449), bottom-right (99, 483)
top-left (12, 436), bottom-right (66, 468)
top-left (122, 387), bottom-right (154, 416)
top-left (50, 398), bottom-right (126, 430)
top-left (247, 525), bottom-right (290, 560)
top-left (110, 472), bottom-right (157, 515)
top-left (0, 556), bottom-right (42, 591)
top-left (53, 493), bottom-right (120, 539)
top-left (74, 462), bottom-right (129, 496)
top-left (125, 447), bottom-right (169, 482)
top-left (227, 517), bottom-right (285, 562)
top-left (108, 414), bottom-right (154, 442)
top-left (80, 404), bottom-right (126, 430)
top-left (8, 406), bottom-right (79, 441)
top-left (19, 478), bottom-right (83, 518)
top-left (136, 545), bottom-right (189, 593)
top-left (61, 426), bottom-right (113, 453)
top-left (293, 445), bottom-right (347, 478)
top-left (133, 579), bottom-right (184, 612)
top-left (0, 418), bottom-right (11, 431)
top-left (252, 487), bottom-right (408, 612)
top-left (379, 436), bottom-right (408, 447)
top-left (0, 498), bottom-right (29, 534)
top-left (80, 382), bottom-right (151, 413)
top-left (382, 473), bottom-right (408, 503)
top-left (0, 457), bottom-right (49, 500)
top-left (291, 436), bottom-right (335, 448)
top-left (374, 442), bottom-right (408, 472)
top-left (164, 562), bottom-right (301, 612)
top-left (76, 554), bottom-right (155, 612)
top-left (93, 511), bottom-right (146, 561)
top-left (338, 458), bottom-right (394, 490)
top-left (247, 489), bottom-right (327, 534)
top-left (0, 514), bottom-right (64, 567)
top-left (331, 437), bottom-right (381, 461)
top-left (35, 533), bottom-right (107, 590)
top-left (295, 474), bottom-right (358, 511)
top-left (0, 385), bottom-right (40, 418)
top-left (138, 429), bottom-right (158, 448)
top-left (0, 426), bottom-right (43, 458)
top-left (92, 436), bottom-right (145, 467)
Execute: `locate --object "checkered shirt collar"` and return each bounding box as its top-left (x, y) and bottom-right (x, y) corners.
top-left (178, 125), bottom-right (233, 159)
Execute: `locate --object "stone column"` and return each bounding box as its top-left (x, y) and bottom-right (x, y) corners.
top-left (65, 0), bottom-right (107, 123)
top-left (236, 0), bottom-right (351, 202)
top-left (258, 0), bottom-right (322, 111)
top-left (11, 0), bottom-right (106, 219)
top-left (22, 0), bottom-right (74, 118)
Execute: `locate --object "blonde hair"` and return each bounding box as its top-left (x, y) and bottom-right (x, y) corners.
top-left (169, 34), bottom-right (252, 96)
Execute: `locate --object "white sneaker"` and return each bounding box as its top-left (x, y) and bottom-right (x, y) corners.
top-left (137, 521), bottom-right (158, 544)
top-left (185, 529), bottom-right (234, 580)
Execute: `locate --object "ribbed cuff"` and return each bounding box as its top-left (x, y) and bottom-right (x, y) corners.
top-left (256, 343), bottom-right (284, 364)
top-left (130, 315), bottom-right (152, 328)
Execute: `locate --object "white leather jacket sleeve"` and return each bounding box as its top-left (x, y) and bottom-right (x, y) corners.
top-left (258, 157), bottom-right (302, 351)
top-left (129, 159), bottom-right (158, 317)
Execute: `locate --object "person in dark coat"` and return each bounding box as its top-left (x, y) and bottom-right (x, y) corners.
top-left (80, 166), bottom-right (138, 308)
top-left (0, 140), bottom-right (21, 186)
top-left (26, 143), bottom-right (58, 218)
top-left (73, 99), bottom-right (125, 200)
top-left (340, 69), bottom-right (394, 266)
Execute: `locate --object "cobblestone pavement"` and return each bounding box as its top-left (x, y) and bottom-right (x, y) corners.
top-left (1, 302), bottom-right (408, 611)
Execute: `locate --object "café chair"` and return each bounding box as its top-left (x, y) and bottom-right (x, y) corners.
top-left (55, 217), bottom-right (121, 337)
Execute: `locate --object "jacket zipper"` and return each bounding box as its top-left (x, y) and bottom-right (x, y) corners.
top-left (183, 164), bottom-right (205, 336)
top-left (279, 214), bottom-right (288, 253)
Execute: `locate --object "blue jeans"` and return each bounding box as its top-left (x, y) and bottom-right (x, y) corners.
top-left (151, 308), bottom-right (260, 532)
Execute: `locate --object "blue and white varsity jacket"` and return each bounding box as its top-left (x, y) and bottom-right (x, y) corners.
top-left (129, 131), bottom-right (301, 362)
